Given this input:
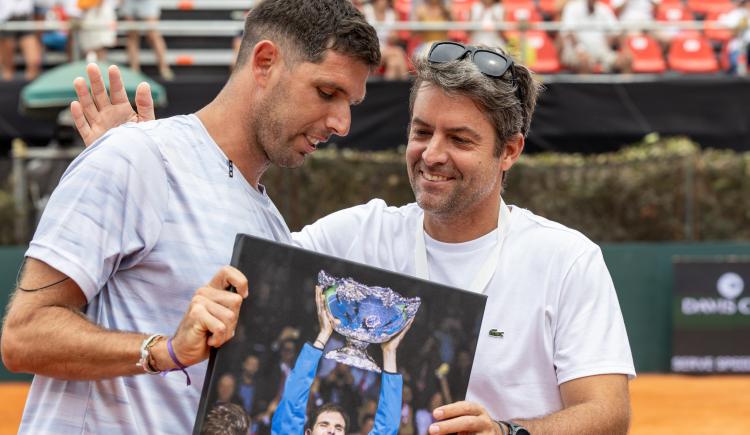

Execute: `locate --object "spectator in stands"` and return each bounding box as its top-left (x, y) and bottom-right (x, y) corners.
top-left (720, 0), bottom-right (750, 72)
top-left (469, 0), bottom-right (505, 47)
top-left (0, 0), bottom-right (42, 80)
top-left (121, 0), bottom-right (174, 80)
top-left (363, 0), bottom-right (409, 79)
top-left (414, 0), bottom-right (452, 48)
top-left (611, 0), bottom-right (656, 34)
top-left (560, 0), bottom-right (632, 72)
top-left (78, 0), bottom-right (117, 61)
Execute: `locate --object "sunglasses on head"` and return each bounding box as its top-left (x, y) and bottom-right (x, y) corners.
top-left (427, 41), bottom-right (521, 98)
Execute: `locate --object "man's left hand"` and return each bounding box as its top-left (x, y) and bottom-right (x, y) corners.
top-left (428, 401), bottom-right (501, 435)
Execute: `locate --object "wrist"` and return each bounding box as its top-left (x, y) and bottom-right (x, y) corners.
top-left (149, 336), bottom-right (178, 371)
top-left (494, 420), bottom-right (509, 435)
top-left (314, 332), bottom-right (330, 348)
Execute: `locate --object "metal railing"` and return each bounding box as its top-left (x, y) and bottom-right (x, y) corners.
top-left (0, 18), bottom-right (746, 74)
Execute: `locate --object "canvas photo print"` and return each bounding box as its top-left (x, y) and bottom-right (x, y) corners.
top-left (194, 234), bottom-right (487, 435)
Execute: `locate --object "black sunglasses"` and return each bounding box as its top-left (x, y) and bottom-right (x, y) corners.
top-left (427, 41), bottom-right (521, 98)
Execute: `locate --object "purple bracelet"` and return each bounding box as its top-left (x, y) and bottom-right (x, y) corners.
top-left (164, 337), bottom-right (191, 386)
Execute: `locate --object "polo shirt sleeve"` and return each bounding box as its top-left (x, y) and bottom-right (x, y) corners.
top-left (553, 245), bottom-right (636, 384)
top-left (25, 125), bottom-right (169, 302)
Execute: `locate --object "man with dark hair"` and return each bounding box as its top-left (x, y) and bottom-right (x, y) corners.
top-left (306, 403), bottom-right (350, 435)
top-left (0, 1), bottom-right (380, 433)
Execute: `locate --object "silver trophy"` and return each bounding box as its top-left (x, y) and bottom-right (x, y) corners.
top-left (318, 270), bottom-right (421, 373)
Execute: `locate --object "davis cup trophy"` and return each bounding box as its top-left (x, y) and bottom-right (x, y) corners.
top-left (318, 270), bottom-right (421, 373)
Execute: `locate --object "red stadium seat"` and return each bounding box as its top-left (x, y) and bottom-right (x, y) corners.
top-left (656, 3), bottom-right (701, 38)
top-left (704, 9), bottom-right (734, 43)
top-left (394, 0), bottom-right (412, 20)
top-left (687, 0), bottom-right (734, 16)
top-left (627, 34), bottom-right (667, 73)
top-left (525, 31), bottom-right (561, 73)
top-left (668, 35), bottom-right (720, 72)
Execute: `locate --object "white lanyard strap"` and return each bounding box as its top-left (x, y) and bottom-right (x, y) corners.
top-left (414, 199), bottom-right (511, 294)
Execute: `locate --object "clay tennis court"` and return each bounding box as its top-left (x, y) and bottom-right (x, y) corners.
top-left (1, 374), bottom-right (748, 434)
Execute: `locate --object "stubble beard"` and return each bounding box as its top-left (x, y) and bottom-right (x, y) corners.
top-left (410, 163), bottom-right (501, 219)
top-left (253, 83), bottom-right (302, 169)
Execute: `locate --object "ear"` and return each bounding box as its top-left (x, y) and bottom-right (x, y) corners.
top-left (250, 40), bottom-right (283, 88)
top-left (500, 133), bottom-right (525, 172)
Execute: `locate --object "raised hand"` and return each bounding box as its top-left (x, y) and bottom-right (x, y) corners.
top-left (313, 285), bottom-right (337, 348)
top-left (166, 266), bottom-right (249, 367)
top-left (381, 316), bottom-right (414, 373)
top-left (71, 63), bottom-right (156, 146)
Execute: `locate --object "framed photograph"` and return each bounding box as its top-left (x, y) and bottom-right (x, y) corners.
top-left (194, 234), bottom-right (487, 435)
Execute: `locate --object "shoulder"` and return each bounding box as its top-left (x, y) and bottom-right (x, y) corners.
top-left (509, 205), bottom-right (601, 257)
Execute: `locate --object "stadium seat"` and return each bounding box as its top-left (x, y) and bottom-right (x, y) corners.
top-left (686, 0), bottom-right (734, 16)
top-left (627, 34), bottom-right (667, 73)
top-left (668, 35), bottom-right (720, 72)
top-left (656, 3), bottom-right (701, 39)
top-left (704, 10), bottom-right (734, 43)
top-left (525, 30), bottom-right (561, 73)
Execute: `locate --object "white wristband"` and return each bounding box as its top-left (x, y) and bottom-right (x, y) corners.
top-left (137, 334), bottom-right (163, 374)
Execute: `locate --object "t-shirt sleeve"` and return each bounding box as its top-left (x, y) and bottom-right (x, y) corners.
top-left (25, 125), bottom-right (169, 302)
top-left (291, 199), bottom-right (389, 257)
top-left (553, 245), bottom-right (636, 384)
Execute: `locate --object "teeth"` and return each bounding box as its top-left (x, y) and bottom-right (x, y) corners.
top-left (306, 135), bottom-right (320, 145)
top-left (422, 172), bottom-right (449, 182)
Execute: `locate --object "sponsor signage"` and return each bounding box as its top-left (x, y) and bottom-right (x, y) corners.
top-left (671, 258), bottom-right (750, 373)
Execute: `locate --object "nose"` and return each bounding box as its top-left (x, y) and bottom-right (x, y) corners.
top-left (421, 135), bottom-right (448, 166)
top-left (326, 100), bottom-right (351, 137)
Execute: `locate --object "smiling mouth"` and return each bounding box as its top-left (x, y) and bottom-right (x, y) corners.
top-left (420, 170), bottom-right (453, 182)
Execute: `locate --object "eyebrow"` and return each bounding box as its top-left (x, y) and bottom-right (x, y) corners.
top-left (317, 80), bottom-right (365, 105)
top-left (411, 117), bottom-right (482, 141)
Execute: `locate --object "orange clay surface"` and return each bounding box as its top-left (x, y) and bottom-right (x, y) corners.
top-left (1, 374), bottom-right (749, 434)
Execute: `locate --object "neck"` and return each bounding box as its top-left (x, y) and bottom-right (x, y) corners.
top-left (195, 84), bottom-right (270, 189)
top-left (423, 198), bottom-right (502, 243)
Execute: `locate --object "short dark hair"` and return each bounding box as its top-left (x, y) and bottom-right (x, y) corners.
top-left (308, 403), bottom-right (349, 432)
top-left (409, 44), bottom-right (542, 157)
top-left (236, 0), bottom-right (381, 69)
top-left (201, 403), bottom-right (250, 435)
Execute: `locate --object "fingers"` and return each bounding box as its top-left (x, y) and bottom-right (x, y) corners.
top-left (428, 415), bottom-right (487, 434)
top-left (107, 65), bottom-right (128, 105)
top-left (433, 401), bottom-right (484, 420)
top-left (135, 81), bottom-right (156, 121)
top-left (86, 62), bottom-right (111, 110)
top-left (70, 101), bottom-right (93, 146)
top-left (207, 265), bottom-right (248, 299)
top-left (192, 293), bottom-right (240, 347)
top-left (73, 76), bottom-right (99, 126)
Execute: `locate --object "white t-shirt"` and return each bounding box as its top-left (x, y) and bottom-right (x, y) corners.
top-left (562, 0), bottom-right (619, 55)
top-left (469, 3), bottom-right (505, 47)
top-left (21, 115), bottom-right (291, 434)
top-left (293, 199), bottom-right (635, 420)
top-left (362, 4), bottom-right (397, 46)
top-left (0, 0), bottom-right (33, 21)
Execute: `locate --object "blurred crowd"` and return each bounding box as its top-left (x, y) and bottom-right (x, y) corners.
top-left (1, 0), bottom-right (748, 80)
top-left (202, 279), bottom-right (482, 435)
top-left (351, 0), bottom-right (750, 75)
top-left (0, 0), bottom-right (172, 81)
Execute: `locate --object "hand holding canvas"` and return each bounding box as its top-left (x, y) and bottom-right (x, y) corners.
top-left (168, 266), bottom-right (249, 367)
top-left (428, 401), bottom-right (501, 435)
